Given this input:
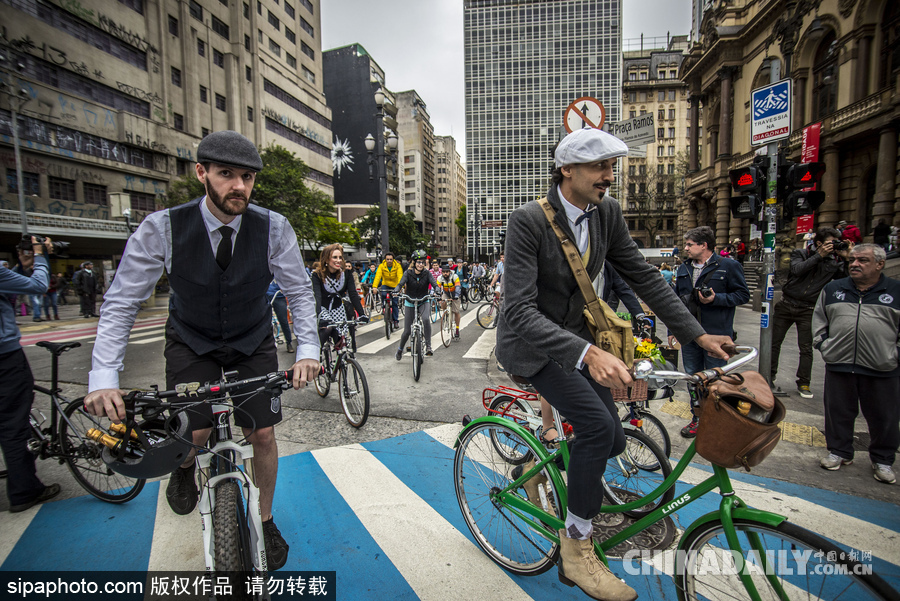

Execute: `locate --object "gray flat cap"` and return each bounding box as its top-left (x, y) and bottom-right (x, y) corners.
top-left (555, 128), bottom-right (628, 167)
top-left (197, 130), bottom-right (263, 172)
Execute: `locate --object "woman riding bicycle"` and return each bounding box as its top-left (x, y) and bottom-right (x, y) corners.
top-left (392, 250), bottom-right (438, 360)
top-left (311, 244), bottom-right (368, 347)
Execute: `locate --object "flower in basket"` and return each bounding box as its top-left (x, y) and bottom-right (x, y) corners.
top-left (634, 337), bottom-right (666, 367)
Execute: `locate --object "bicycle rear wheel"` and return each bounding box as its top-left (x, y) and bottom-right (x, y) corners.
top-left (454, 422), bottom-right (560, 576)
top-left (411, 331), bottom-right (422, 382)
top-left (468, 287), bottom-right (482, 303)
top-left (488, 396), bottom-right (536, 465)
top-left (677, 519), bottom-right (900, 601)
top-left (315, 345), bottom-right (331, 397)
top-left (623, 409), bottom-right (671, 460)
top-left (59, 398), bottom-right (146, 503)
top-left (440, 310), bottom-right (453, 347)
top-left (213, 480), bottom-right (254, 600)
top-left (476, 302), bottom-right (498, 329)
top-left (601, 429), bottom-right (673, 519)
top-left (339, 357), bottom-right (370, 428)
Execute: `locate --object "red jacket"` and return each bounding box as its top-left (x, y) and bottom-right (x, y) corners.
top-left (841, 224), bottom-right (862, 244)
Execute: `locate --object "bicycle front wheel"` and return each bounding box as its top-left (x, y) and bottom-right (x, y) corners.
top-left (60, 398), bottom-right (146, 503)
top-left (315, 346), bottom-right (331, 397)
top-left (383, 306), bottom-right (392, 339)
top-left (469, 287), bottom-right (482, 303)
top-left (454, 422), bottom-right (560, 576)
top-left (411, 331), bottom-right (422, 382)
top-left (441, 310), bottom-right (453, 347)
top-left (477, 302), bottom-right (498, 329)
top-left (339, 357), bottom-right (370, 428)
top-left (213, 480), bottom-right (254, 600)
top-left (677, 519), bottom-right (899, 601)
top-left (601, 429), bottom-right (673, 519)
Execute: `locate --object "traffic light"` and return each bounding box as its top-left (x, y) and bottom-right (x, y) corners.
top-left (780, 162), bottom-right (826, 218)
top-left (499, 230), bottom-right (506, 248)
top-left (728, 157), bottom-right (768, 222)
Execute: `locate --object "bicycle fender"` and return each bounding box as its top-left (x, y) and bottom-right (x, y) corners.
top-left (677, 506), bottom-right (788, 552)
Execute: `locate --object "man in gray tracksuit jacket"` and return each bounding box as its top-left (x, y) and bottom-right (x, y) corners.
top-left (812, 244), bottom-right (899, 484)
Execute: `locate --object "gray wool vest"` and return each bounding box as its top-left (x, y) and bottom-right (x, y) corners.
top-left (167, 198), bottom-right (273, 355)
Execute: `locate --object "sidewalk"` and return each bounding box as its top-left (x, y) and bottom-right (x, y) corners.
top-left (14, 292), bottom-right (170, 335)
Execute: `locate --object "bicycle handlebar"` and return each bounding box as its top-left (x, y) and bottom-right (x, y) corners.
top-left (634, 345), bottom-right (758, 384)
top-left (124, 370), bottom-right (293, 414)
top-left (395, 294), bottom-right (435, 305)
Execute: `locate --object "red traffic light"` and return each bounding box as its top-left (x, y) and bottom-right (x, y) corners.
top-left (736, 173), bottom-right (755, 187)
top-left (729, 166), bottom-right (764, 193)
top-left (788, 162), bottom-right (825, 187)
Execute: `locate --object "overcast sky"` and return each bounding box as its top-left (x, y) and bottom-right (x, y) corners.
top-left (321, 0), bottom-right (693, 161)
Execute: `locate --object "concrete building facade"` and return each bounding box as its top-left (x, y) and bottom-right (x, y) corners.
top-left (681, 0), bottom-right (900, 247)
top-left (620, 35), bottom-right (694, 249)
top-left (434, 135), bottom-right (466, 259)
top-left (395, 89), bottom-right (435, 236)
top-left (463, 0), bottom-right (623, 261)
top-left (1, 0), bottom-right (332, 270)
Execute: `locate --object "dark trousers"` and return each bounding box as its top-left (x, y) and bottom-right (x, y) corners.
top-left (682, 340), bottom-right (728, 412)
top-left (379, 286), bottom-right (399, 322)
top-left (529, 361), bottom-right (626, 520)
top-left (79, 292), bottom-right (96, 316)
top-left (0, 349), bottom-right (45, 505)
top-left (270, 295), bottom-right (292, 345)
top-left (823, 369), bottom-right (899, 466)
top-left (397, 302), bottom-right (432, 351)
top-left (770, 299), bottom-right (815, 387)
top-left (43, 292), bottom-right (58, 319)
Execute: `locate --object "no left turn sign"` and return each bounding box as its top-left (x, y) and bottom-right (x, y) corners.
top-left (564, 97), bottom-right (606, 133)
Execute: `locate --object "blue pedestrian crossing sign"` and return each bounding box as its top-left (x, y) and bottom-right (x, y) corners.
top-left (751, 79), bottom-right (792, 146)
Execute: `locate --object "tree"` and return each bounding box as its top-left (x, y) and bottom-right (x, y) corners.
top-left (622, 160), bottom-right (678, 247)
top-left (159, 144), bottom-right (357, 250)
top-left (455, 204), bottom-right (467, 238)
top-left (355, 206), bottom-right (428, 258)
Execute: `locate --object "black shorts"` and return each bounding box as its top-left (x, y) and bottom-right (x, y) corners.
top-left (164, 323), bottom-right (281, 431)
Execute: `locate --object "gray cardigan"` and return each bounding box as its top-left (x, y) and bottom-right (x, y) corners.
top-left (496, 186), bottom-right (706, 378)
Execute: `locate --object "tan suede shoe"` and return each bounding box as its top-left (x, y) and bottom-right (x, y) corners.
top-left (557, 529), bottom-right (638, 601)
top-left (512, 459), bottom-right (556, 517)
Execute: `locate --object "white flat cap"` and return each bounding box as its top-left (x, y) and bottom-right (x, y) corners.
top-left (555, 128), bottom-right (629, 167)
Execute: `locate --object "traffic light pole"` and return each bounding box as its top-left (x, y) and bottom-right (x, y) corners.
top-left (758, 61), bottom-right (782, 385)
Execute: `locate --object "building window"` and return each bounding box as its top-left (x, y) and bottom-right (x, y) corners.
top-left (200, 86), bottom-right (208, 103)
top-left (286, 53), bottom-right (296, 69)
top-left (246, 66), bottom-right (252, 82)
top-left (657, 127), bottom-right (664, 139)
top-left (668, 127), bottom-right (675, 138)
top-left (628, 165), bottom-right (635, 176)
top-left (299, 0), bottom-right (313, 13)
top-left (189, 0), bottom-right (202, 20)
top-left (658, 91), bottom-right (665, 101)
top-left (669, 108), bottom-right (676, 119)
top-left (301, 42), bottom-right (314, 60)
top-left (244, 34), bottom-right (251, 51)
top-left (812, 32), bottom-right (839, 120)
top-left (668, 163), bottom-right (675, 174)
top-left (668, 90), bottom-right (676, 100)
top-left (198, 39), bottom-right (206, 57)
top-left (258, 1), bottom-right (262, 14)
top-left (49, 177), bottom-right (76, 202)
top-left (215, 93), bottom-right (226, 111)
top-left (6, 170), bottom-right (40, 196)
top-left (171, 67), bottom-right (182, 87)
top-left (302, 67), bottom-right (315, 84)
top-left (300, 16), bottom-right (314, 37)
top-left (119, 0), bottom-right (144, 14)
top-left (244, 2), bottom-right (250, 18)
top-left (269, 39), bottom-right (281, 57)
top-left (83, 183), bottom-right (108, 205)
top-left (176, 159), bottom-right (189, 176)
top-left (174, 113), bottom-right (184, 131)
top-left (268, 11), bottom-right (280, 30)
top-left (212, 16), bottom-right (230, 40)
top-left (218, 0), bottom-right (227, 5)
top-left (639, 164), bottom-right (646, 175)
top-left (628, 72), bottom-right (636, 81)
top-left (628, 183), bottom-right (636, 196)
top-left (629, 110), bottom-right (636, 118)
top-left (628, 92), bottom-right (636, 102)
top-left (130, 192), bottom-right (156, 212)
top-left (285, 2), bottom-right (294, 18)
top-left (658, 109), bottom-right (665, 120)
top-left (259, 30), bottom-right (264, 43)
top-left (286, 28), bottom-right (295, 44)
top-left (213, 49), bottom-right (224, 68)
top-left (640, 72), bottom-right (648, 80)
top-left (668, 146), bottom-right (675, 156)
top-left (247, 107), bottom-right (254, 122)
top-left (262, 79), bottom-right (332, 127)
top-left (657, 164), bottom-right (664, 174)
top-left (202, 127), bottom-right (210, 137)
top-left (658, 146), bottom-right (664, 157)
top-left (168, 15), bottom-right (179, 36)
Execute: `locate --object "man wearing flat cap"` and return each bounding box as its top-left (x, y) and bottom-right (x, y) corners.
top-left (496, 127), bottom-right (733, 601)
top-left (84, 130), bottom-right (319, 570)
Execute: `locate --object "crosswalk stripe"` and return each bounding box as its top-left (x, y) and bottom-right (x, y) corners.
top-left (130, 335), bottom-right (166, 345)
top-left (428, 307), bottom-right (479, 349)
top-left (312, 444), bottom-right (534, 601)
top-left (463, 327), bottom-right (496, 359)
top-left (148, 478), bottom-right (204, 571)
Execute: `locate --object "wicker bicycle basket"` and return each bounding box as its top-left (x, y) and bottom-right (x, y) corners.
top-left (611, 379), bottom-right (648, 402)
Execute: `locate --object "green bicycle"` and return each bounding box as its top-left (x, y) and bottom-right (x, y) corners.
top-left (453, 346), bottom-right (900, 600)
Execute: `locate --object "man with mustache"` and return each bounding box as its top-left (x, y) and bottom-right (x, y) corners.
top-left (497, 127), bottom-right (734, 601)
top-left (813, 244), bottom-right (899, 484)
top-left (83, 131), bottom-right (319, 570)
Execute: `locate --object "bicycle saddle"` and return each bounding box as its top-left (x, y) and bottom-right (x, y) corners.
top-left (36, 341), bottom-right (82, 355)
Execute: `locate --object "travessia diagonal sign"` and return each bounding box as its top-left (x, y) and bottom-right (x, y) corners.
top-left (751, 79), bottom-right (792, 145)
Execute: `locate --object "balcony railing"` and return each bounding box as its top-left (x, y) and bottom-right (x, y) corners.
top-left (0, 209), bottom-right (130, 239)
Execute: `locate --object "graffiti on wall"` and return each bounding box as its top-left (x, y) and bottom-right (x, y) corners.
top-left (124, 175), bottom-right (166, 198)
top-left (0, 195), bottom-right (111, 220)
top-left (261, 107), bottom-right (328, 147)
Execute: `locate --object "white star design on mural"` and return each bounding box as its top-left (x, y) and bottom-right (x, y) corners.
top-left (332, 137), bottom-right (355, 176)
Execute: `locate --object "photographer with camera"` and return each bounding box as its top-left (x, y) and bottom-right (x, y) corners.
top-left (669, 226), bottom-right (750, 438)
top-left (770, 227), bottom-right (850, 399)
top-left (1, 236), bottom-right (61, 512)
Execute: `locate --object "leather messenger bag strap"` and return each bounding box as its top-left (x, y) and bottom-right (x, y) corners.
top-left (536, 198), bottom-right (610, 334)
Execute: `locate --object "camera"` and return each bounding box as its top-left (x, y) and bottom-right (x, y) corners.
top-left (20, 234), bottom-right (71, 256)
top-left (699, 285), bottom-right (714, 298)
top-left (833, 241), bottom-right (850, 252)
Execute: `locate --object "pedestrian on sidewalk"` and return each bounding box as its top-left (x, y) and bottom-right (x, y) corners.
top-left (670, 226), bottom-right (750, 438)
top-left (43, 273), bottom-right (60, 320)
top-left (770, 227), bottom-right (850, 399)
top-left (55, 273), bottom-right (69, 306)
top-left (12, 243), bottom-right (42, 322)
top-left (813, 244), bottom-right (899, 484)
top-left (73, 261), bottom-right (100, 318)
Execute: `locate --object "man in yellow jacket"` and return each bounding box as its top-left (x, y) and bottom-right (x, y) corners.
top-left (373, 252), bottom-right (404, 328)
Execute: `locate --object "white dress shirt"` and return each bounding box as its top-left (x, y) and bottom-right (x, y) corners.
top-left (88, 196), bottom-right (319, 392)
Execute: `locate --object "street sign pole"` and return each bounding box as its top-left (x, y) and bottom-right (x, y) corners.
top-left (758, 60), bottom-right (782, 386)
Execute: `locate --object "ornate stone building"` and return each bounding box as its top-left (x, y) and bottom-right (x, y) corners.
top-left (681, 0), bottom-right (899, 246)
